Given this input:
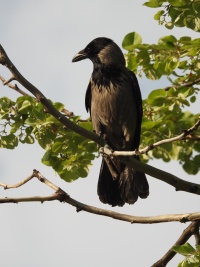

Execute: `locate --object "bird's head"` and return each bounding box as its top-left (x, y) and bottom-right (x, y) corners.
top-left (72, 37), bottom-right (125, 66)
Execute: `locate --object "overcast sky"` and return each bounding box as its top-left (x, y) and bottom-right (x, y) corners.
top-left (0, 1), bottom-right (200, 267)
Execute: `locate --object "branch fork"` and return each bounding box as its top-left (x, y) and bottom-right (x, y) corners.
top-left (1, 44), bottom-right (200, 266)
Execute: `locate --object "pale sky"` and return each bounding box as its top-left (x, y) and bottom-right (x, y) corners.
top-left (0, 1), bottom-right (200, 267)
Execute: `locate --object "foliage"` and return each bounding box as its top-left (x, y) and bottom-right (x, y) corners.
top-left (143, 0), bottom-right (200, 32)
top-left (0, 96), bottom-right (96, 182)
top-left (172, 243), bottom-right (200, 267)
top-left (122, 31), bottom-right (200, 174)
top-left (0, 0), bottom-right (200, 182)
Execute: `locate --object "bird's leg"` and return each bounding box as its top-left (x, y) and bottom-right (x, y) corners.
top-left (97, 124), bottom-right (120, 180)
top-left (103, 154), bottom-right (119, 180)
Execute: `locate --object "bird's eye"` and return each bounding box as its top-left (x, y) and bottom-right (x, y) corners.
top-left (86, 47), bottom-right (91, 52)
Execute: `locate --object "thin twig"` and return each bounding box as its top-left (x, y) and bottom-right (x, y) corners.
top-left (0, 75), bottom-right (30, 96)
top-left (0, 173), bottom-right (34, 189)
top-left (164, 77), bottom-right (200, 91)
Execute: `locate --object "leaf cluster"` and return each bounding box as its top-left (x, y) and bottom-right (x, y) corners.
top-left (144, 0), bottom-right (200, 32)
top-left (172, 243), bottom-right (200, 267)
top-left (0, 96), bottom-right (97, 182)
top-left (122, 32), bottom-right (200, 174)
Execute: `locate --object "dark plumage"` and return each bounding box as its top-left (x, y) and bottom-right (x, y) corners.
top-left (72, 37), bottom-right (149, 206)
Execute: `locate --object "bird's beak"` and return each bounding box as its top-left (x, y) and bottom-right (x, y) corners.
top-left (72, 49), bottom-right (88, 62)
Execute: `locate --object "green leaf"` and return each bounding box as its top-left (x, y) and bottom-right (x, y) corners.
top-left (1, 134), bottom-right (18, 149)
top-left (122, 32), bottom-right (142, 51)
top-left (168, 0), bottom-right (188, 7)
top-left (190, 96), bottom-right (196, 103)
top-left (10, 120), bottom-right (24, 134)
top-left (126, 54), bottom-right (138, 72)
top-left (193, 2), bottom-right (200, 13)
top-left (165, 22), bottom-right (174, 29)
top-left (52, 142), bottom-right (63, 153)
top-left (142, 121), bottom-right (159, 130)
top-left (41, 150), bottom-right (53, 166)
top-left (54, 102), bottom-right (65, 111)
top-left (147, 89), bottom-right (166, 105)
top-left (0, 97), bottom-right (14, 110)
top-left (194, 142), bottom-right (200, 153)
top-left (172, 243), bottom-right (196, 256)
top-left (32, 108), bottom-right (45, 120)
top-left (78, 121), bottom-right (93, 131)
top-left (154, 10), bottom-right (164, 20)
top-left (77, 167), bottom-right (89, 178)
top-left (16, 96), bottom-right (35, 113)
top-left (143, 0), bottom-right (164, 8)
top-left (184, 15), bottom-right (200, 32)
top-left (179, 36), bottom-right (192, 43)
top-left (159, 35), bottom-right (177, 44)
top-left (25, 117), bottom-right (37, 126)
top-left (18, 100), bottom-right (32, 112)
top-left (21, 135), bottom-right (35, 144)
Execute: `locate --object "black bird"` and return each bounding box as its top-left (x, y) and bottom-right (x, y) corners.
top-left (72, 37), bottom-right (149, 206)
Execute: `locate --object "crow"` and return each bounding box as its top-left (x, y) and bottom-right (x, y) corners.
top-left (72, 37), bottom-right (149, 206)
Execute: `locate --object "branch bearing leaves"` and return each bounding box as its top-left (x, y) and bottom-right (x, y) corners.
top-left (144, 0), bottom-right (200, 32)
top-left (122, 30), bottom-right (200, 174)
top-left (0, 95), bottom-right (97, 182)
top-left (172, 243), bottom-right (200, 267)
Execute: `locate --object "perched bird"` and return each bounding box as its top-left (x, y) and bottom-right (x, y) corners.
top-left (72, 37), bottom-right (149, 206)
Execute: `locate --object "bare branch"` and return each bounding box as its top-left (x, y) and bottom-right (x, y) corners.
top-left (61, 108), bottom-right (74, 117)
top-left (0, 173), bottom-right (34, 189)
top-left (0, 75), bottom-right (30, 96)
top-left (152, 221), bottom-right (200, 267)
top-left (1, 170), bottom-right (200, 224)
top-left (0, 195), bottom-right (59, 203)
top-left (33, 169), bottom-right (62, 192)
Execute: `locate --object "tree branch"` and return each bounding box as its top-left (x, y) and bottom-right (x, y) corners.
top-left (127, 157), bottom-right (200, 195)
top-left (1, 170), bottom-right (200, 224)
top-left (164, 77), bottom-right (200, 91)
top-left (101, 147), bottom-right (200, 196)
top-left (0, 75), bottom-right (30, 96)
top-left (152, 221), bottom-right (200, 267)
top-left (0, 195), bottom-right (59, 203)
top-left (1, 45), bottom-right (200, 198)
top-left (103, 116), bottom-right (200, 157)
top-left (0, 45), bottom-right (105, 147)
top-left (0, 173), bottom-right (34, 189)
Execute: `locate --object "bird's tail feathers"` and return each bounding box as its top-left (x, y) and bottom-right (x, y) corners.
top-left (97, 159), bottom-right (125, 207)
top-left (97, 158), bottom-right (149, 207)
top-left (119, 165), bottom-right (149, 204)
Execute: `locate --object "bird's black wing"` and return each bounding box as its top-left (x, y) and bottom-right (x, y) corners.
top-left (85, 81), bottom-right (91, 114)
top-left (127, 70), bottom-right (143, 150)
